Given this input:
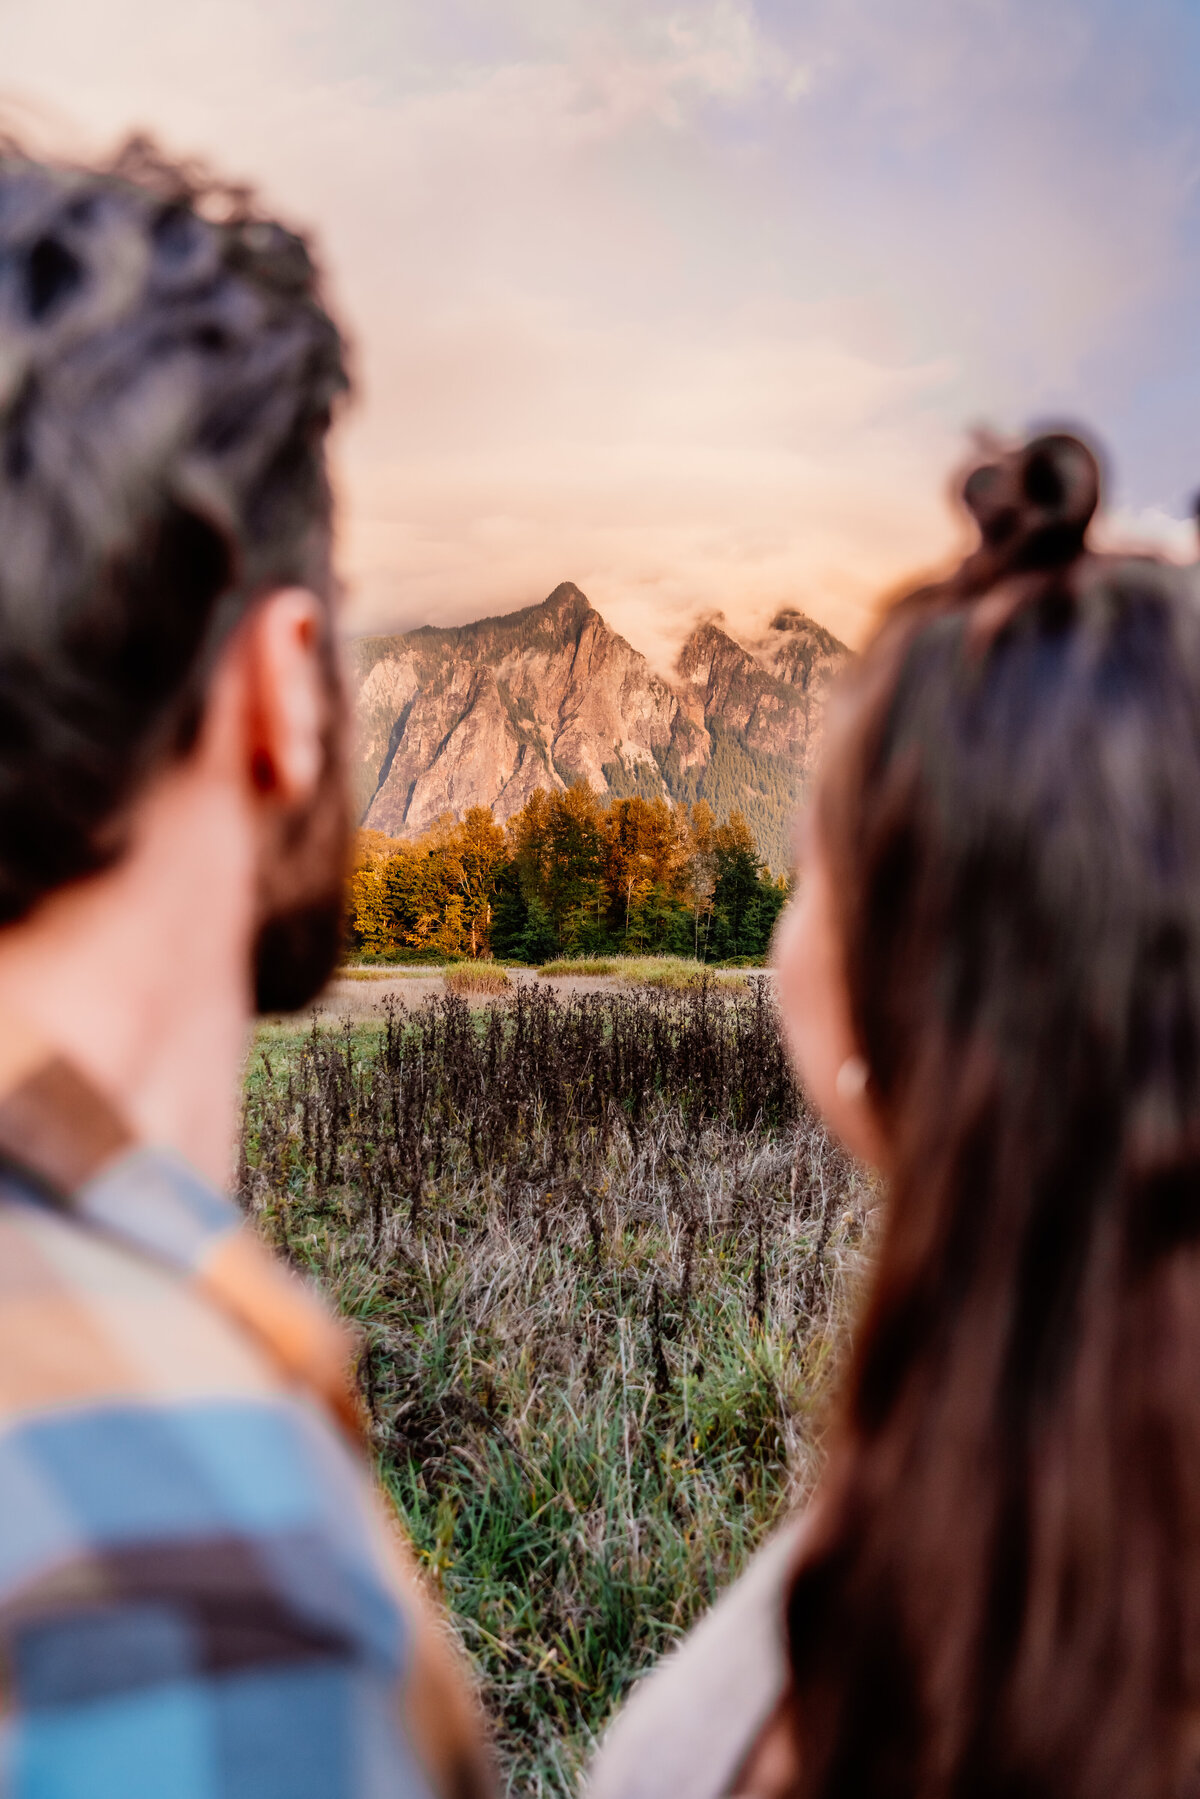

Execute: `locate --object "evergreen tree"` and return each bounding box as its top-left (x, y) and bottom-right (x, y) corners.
top-left (489, 863), bottom-right (529, 961)
top-left (520, 896), bottom-right (558, 964)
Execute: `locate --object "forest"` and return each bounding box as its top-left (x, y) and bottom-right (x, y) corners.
top-left (347, 784), bottom-right (790, 965)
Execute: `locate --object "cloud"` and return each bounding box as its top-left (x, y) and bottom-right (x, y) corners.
top-left (1098, 504), bottom-right (1196, 564)
top-left (335, 314), bottom-right (963, 665)
top-left (2, 0), bottom-right (1198, 659)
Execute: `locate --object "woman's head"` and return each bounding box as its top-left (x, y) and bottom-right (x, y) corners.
top-left (777, 433), bottom-right (1200, 1799)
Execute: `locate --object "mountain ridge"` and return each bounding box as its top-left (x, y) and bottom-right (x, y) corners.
top-left (349, 583), bottom-right (848, 871)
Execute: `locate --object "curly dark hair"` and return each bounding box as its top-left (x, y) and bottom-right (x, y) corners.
top-left (0, 134), bottom-right (349, 921)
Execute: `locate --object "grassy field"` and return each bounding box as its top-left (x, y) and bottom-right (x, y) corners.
top-left (336, 965), bottom-right (440, 982)
top-left (241, 983), bottom-right (873, 1794)
top-left (535, 954), bottom-right (751, 990)
top-left (340, 954), bottom-right (763, 983)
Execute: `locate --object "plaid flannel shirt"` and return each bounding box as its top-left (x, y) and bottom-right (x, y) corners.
top-left (0, 1018), bottom-right (492, 1799)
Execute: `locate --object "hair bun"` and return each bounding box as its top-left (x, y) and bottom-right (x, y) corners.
top-left (961, 432), bottom-right (1100, 573)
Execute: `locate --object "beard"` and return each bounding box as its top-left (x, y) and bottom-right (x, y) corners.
top-left (253, 892), bottom-right (345, 1015)
top-left (251, 667), bottom-right (353, 1016)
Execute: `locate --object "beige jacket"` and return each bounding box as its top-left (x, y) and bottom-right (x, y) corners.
top-left (586, 1514), bottom-right (810, 1799)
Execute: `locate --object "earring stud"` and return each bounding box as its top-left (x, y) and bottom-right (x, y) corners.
top-left (835, 1055), bottom-right (869, 1103)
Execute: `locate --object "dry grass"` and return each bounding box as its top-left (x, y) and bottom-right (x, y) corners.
top-left (538, 954), bottom-right (750, 990)
top-left (241, 985), bottom-right (873, 1795)
top-left (634, 964), bottom-right (747, 992)
top-left (338, 965), bottom-right (439, 982)
top-left (537, 958), bottom-right (621, 977)
top-left (443, 963), bottom-right (514, 997)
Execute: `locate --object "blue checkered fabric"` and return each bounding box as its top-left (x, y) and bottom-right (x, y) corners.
top-left (0, 1049), bottom-right (491, 1799)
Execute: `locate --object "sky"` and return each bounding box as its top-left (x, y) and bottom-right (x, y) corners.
top-left (3, 0), bottom-right (1200, 664)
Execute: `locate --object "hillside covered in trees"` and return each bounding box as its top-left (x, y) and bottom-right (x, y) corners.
top-left (348, 784), bottom-right (788, 965)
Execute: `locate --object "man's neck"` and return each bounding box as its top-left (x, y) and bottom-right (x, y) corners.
top-left (0, 767), bottom-right (256, 1191)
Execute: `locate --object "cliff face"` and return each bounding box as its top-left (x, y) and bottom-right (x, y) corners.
top-left (350, 584), bottom-right (848, 869)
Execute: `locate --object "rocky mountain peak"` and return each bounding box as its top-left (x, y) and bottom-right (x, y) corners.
top-left (769, 606), bottom-right (829, 637)
top-left (678, 615), bottom-right (756, 669)
top-left (351, 584), bottom-right (849, 871)
top-left (751, 607), bottom-right (846, 691)
top-left (540, 580), bottom-right (593, 627)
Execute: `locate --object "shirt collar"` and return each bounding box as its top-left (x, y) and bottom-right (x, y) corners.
top-left (0, 1024), bottom-right (133, 1199)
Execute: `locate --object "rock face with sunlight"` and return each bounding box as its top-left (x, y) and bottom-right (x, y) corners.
top-left (350, 583), bottom-right (847, 872)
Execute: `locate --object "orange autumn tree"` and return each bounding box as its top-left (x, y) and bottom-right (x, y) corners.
top-left (346, 781), bottom-right (788, 963)
top-left (348, 811), bottom-right (505, 960)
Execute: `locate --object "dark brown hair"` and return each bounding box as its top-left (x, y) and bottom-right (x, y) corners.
top-left (787, 433), bottom-right (1200, 1799)
top-left (0, 136), bottom-right (348, 922)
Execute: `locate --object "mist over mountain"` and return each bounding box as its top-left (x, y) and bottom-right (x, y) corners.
top-left (349, 583), bottom-right (847, 872)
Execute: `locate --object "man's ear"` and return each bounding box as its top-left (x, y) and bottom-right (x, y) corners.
top-left (239, 588), bottom-right (328, 805)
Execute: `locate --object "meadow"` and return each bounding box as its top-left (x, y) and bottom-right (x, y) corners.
top-left (241, 979), bottom-right (873, 1794)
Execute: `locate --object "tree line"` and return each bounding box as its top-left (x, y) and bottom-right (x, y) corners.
top-left (348, 784), bottom-right (790, 964)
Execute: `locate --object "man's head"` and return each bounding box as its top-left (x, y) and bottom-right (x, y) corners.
top-left (0, 137), bottom-right (351, 1011)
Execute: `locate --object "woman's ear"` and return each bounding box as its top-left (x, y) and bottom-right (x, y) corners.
top-left (238, 588), bottom-right (327, 806)
top-left (773, 832), bottom-right (887, 1170)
